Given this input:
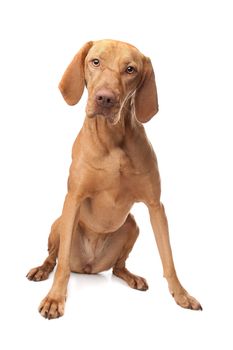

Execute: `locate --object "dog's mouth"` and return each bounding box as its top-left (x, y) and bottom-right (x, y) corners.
top-left (86, 101), bottom-right (121, 124)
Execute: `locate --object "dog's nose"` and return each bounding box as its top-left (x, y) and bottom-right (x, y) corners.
top-left (95, 89), bottom-right (116, 108)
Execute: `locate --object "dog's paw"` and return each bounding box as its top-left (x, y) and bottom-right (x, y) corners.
top-left (113, 267), bottom-right (149, 291)
top-left (128, 275), bottom-right (149, 291)
top-left (171, 290), bottom-right (202, 310)
top-left (26, 266), bottom-right (50, 281)
top-left (39, 295), bottom-right (65, 319)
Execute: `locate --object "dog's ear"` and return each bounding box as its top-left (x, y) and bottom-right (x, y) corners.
top-left (59, 41), bottom-right (93, 105)
top-left (134, 57), bottom-right (158, 123)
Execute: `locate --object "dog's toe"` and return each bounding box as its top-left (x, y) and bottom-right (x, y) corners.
top-left (172, 290), bottom-right (202, 311)
top-left (26, 266), bottom-right (49, 281)
top-left (39, 295), bottom-right (65, 319)
top-left (129, 275), bottom-right (149, 291)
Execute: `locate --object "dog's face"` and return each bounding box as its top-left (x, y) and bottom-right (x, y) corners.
top-left (59, 39), bottom-right (158, 123)
top-left (84, 40), bottom-right (143, 124)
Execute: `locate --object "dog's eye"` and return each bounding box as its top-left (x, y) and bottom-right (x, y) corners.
top-left (126, 66), bottom-right (135, 74)
top-left (92, 59), bottom-right (100, 67)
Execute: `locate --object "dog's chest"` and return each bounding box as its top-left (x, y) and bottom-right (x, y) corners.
top-left (102, 147), bottom-right (135, 176)
top-left (88, 148), bottom-right (134, 202)
top-left (97, 149), bottom-right (136, 200)
top-left (80, 148), bottom-right (138, 230)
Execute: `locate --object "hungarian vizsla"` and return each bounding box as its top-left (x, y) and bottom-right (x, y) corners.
top-left (27, 39), bottom-right (202, 319)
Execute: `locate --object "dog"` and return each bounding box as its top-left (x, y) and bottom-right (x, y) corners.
top-left (27, 39), bottom-right (202, 319)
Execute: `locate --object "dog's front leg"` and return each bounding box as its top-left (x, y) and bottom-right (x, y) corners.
top-left (39, 193), bottom-right (81, 319)
top-left (148, 202), bottom-right (202, 310)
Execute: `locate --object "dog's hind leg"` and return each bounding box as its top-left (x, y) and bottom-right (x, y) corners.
top-left (112, 214), bottom-right (149, 291)
top-left (27, 218), bottom-right (60, 281)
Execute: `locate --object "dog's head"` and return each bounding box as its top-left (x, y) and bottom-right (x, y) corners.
top-left (59, 39), bottom-right (158, 124)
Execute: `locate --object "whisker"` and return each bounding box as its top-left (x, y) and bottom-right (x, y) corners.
top-left (114, 89), bottom-right (136, 125)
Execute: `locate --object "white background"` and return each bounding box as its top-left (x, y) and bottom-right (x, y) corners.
top-left (0, 0), bottom-right (233, 349)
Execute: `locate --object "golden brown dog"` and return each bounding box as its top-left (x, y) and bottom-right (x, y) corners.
top-left (27, 39), bottom-right (202, 319)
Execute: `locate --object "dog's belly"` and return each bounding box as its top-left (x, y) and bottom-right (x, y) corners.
top-left (70, 226), bottom-right (113, 274)
top-left (70, 210), bottom-right (133, 274)
top-left (79, 189), bottom-right (134, 233)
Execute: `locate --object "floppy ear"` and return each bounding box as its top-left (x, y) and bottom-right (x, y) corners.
top-left (134, 57), bottom-right (159, 123)
top-left (59, 41), bottom-right (93, 105)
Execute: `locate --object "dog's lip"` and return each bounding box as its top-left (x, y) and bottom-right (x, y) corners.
top-left (86, 98), bottom-right (120, 113)
top-left (86, 111), bottom-right (119, 123)
top-left (86, 105), bottom-right (120, 119)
